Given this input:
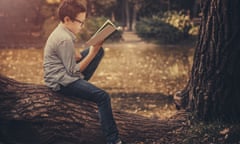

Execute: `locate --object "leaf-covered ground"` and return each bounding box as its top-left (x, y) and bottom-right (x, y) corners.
top-left (1, 32), bottom-right (239, 144)
top-left (0, 32), bottom-right (194, 119)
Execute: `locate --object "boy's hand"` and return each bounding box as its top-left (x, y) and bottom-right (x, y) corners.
top-left (90, 40), bottom-right (103, 54)
top-left (75, 51), bottom-right (82, 62)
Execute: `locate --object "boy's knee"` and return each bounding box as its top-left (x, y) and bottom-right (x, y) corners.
top-left (97, 90), bottom-right (110, 104)
top-left (102, 91), bottom-right (110, 101)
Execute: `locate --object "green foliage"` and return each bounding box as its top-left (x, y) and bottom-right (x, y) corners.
top-left (188, 25), bottom-right (200, 36)
top-left (85, 0), bottom-right (115, 17)
top-left (136, 11), bottom-right (194, 44)
top-left (78, 17), bottom-right (123, 43)
top-left (136, 17), bottom-right (181, 44)
top-left (137, 0), bottom-right (196, 18)
top-left (162, 11), bottom-right (193, 37)
top-left (137, 0), bottom-right (167, 18)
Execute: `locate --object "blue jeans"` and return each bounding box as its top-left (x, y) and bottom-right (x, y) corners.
top-left (59, 48), bottom-right (119, 143)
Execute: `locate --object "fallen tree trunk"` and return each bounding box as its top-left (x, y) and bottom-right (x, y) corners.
top-left (0, 74), bottom-right (188, 144)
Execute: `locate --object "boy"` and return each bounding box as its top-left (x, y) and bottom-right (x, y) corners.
top-left (43, 0), bottom-right (124, 144)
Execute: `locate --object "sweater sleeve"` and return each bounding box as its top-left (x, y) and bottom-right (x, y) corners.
top-left (56, 40), bottom-right (82, 77)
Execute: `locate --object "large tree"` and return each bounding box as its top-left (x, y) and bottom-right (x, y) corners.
top-left (175, 0), bottom-right (240, 121)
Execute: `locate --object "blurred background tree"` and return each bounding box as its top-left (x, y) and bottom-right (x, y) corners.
top-left (0, 0), bottom-right (201, 47)
top-left (0, 0), bottom-right (45, 47)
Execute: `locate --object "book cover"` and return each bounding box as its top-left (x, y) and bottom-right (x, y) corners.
top-left (85, 19), bottom-right (118, 47)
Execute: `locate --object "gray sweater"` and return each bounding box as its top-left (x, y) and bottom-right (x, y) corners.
top-left (43, 23), bottom-right (83, 91)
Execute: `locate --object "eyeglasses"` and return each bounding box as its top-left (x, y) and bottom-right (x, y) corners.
top-left (73, 18), bottom-right (84, 26)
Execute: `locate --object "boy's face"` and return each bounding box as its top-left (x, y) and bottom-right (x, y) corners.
top-left (64, 12), bottom-right (86, 34)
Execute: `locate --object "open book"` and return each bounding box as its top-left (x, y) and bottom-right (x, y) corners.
top-left (85, 19), bottom-right (119, 47)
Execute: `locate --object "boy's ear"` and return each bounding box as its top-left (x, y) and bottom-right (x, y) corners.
top-left (63, 16), bottom-right (71, 23)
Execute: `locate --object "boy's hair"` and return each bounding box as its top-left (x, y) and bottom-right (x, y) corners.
top-left (58, 0), bottom-right (86, 22)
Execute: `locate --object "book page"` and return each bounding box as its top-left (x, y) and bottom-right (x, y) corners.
top-left (93, 20), bottom-right (116, 36)
top-left (85, 20), bottom-right (117, 47)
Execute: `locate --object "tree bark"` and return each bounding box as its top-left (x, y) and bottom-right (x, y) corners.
top-left (0, 75), bottom-right (187, 144)
top-left (175, 0), bottom-right (240, 121)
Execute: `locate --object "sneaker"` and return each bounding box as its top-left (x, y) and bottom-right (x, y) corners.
top-left (116, 140), bottom-right (122, 144)
top-left (107, 139), bottom-right (128, 144)
top-left (116, 139), bottom-right (127, 144)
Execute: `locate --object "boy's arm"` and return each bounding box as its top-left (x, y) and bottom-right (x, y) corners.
top-left (78, 41), bottom-right (103, 72)
top-left (56, 40), bottom-right (103, 76)
top-left (56, 40), bottom-right (82, 77)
